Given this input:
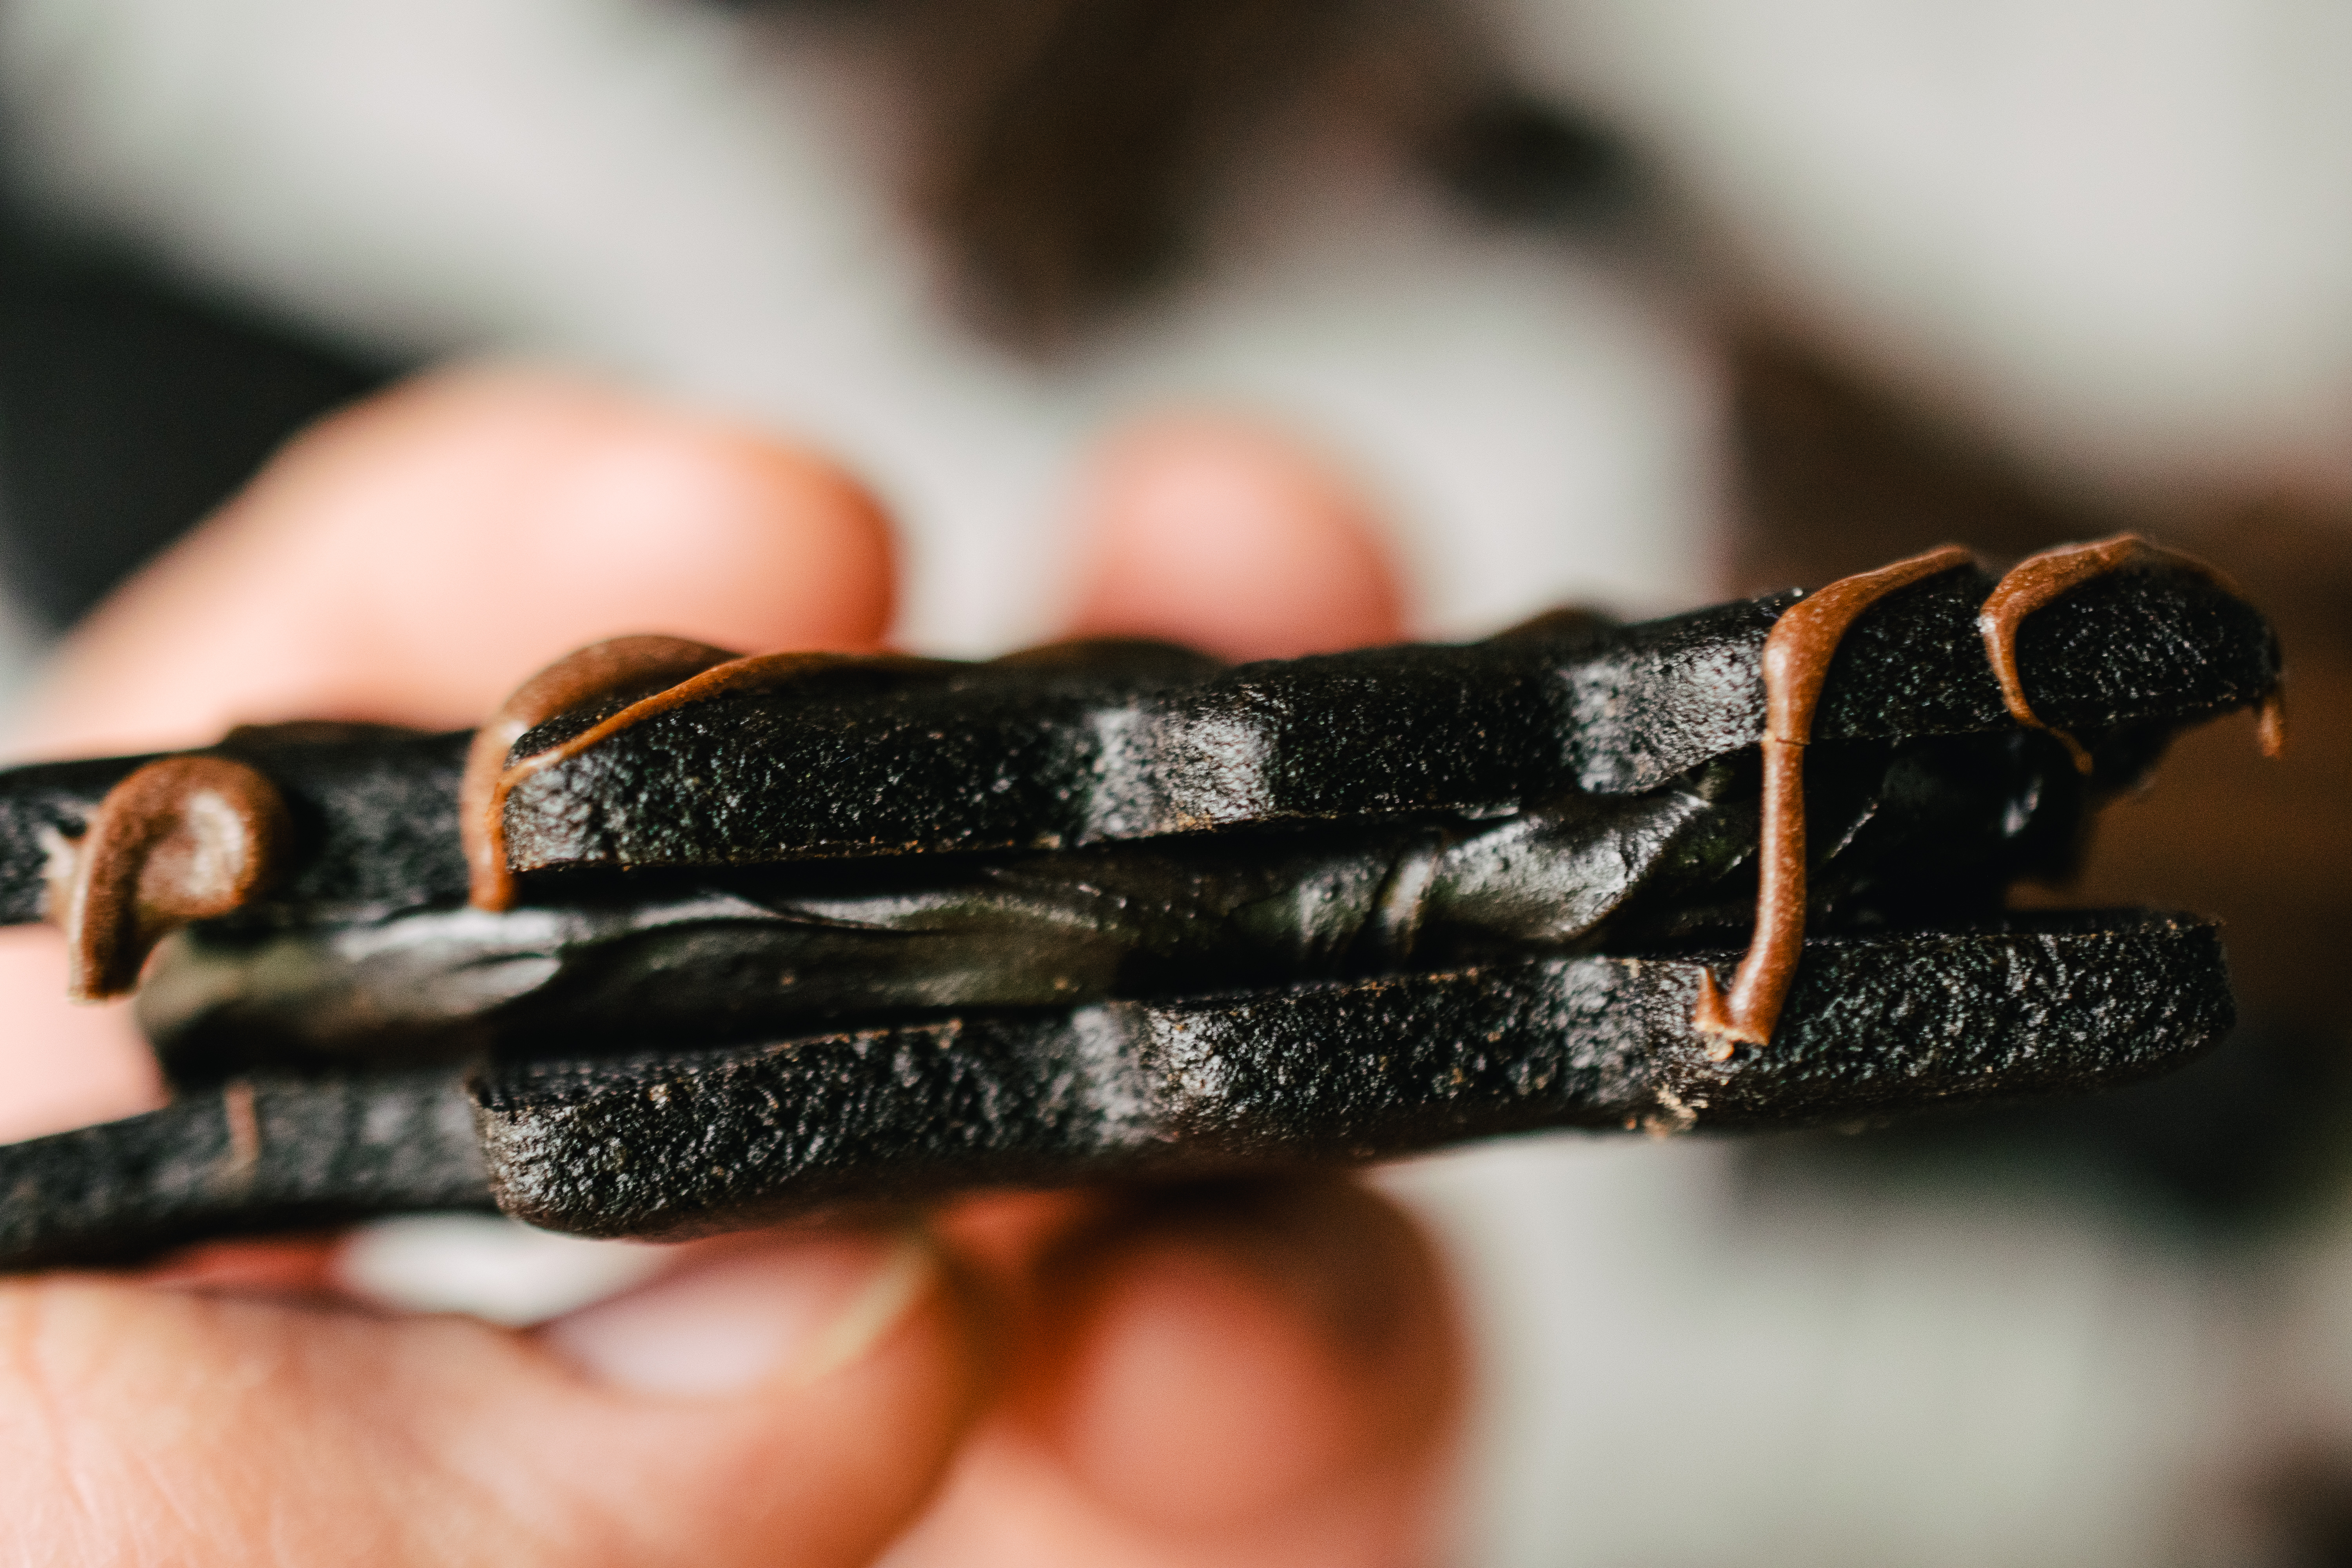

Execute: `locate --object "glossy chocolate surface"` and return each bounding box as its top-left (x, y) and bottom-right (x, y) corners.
top-left (0, 914), bottom-right (2229, 1265)
top-left (474, 913), bottom-right (2229, 1241)
top-left (0, 552), bottom-right (2285, 1266)
top-left (497, 565), bottom-right (2272, 877)
top-left (0, 565), bottom-right (2274, 926)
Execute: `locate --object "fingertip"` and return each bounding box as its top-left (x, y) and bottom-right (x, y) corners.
top-left (332, 370), bottom-right (900, 724)
top-left (17, 367), bottom-right (900, 752)
top-left (452, 395), bottom-right (900, 660)
top-left (1027, 1179), bottom-right (1460, 1535)
top-left (1065, 415), bottom-right (1408, 661)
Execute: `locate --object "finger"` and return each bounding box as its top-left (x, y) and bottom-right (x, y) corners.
top-left (1035, 1180), bottom-right (1459, 1535)
top-left (16, 364), bottom-right (897, 757)
top-left (0, 933), bottom-right (162, 1142)
top-left (1063, 416), bottom-right (1408, 661)
top-left (896, 1180), bottom-right (1462, 1566)
top-left (0, 1227), bottom-right (981, 1566)
top-left (0, 367), bottom-right (900, 1140)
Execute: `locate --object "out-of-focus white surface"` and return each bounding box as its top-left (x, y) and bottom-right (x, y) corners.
top-left (333, 1212), bottom-right (670, 1327)
top-left (1390, 1142), bottom-right (2244, 1568)
top-left (1481, 0), bottom-right (2352, 506)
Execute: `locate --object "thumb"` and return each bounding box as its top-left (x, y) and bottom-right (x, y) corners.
top-left (0, 1227), bottom-right (981, 1566)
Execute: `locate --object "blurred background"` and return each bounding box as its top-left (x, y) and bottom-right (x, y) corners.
top-left (3, 0), bottom-right (2350, 1561)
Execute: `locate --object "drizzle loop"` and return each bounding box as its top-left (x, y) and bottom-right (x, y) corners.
top-left (49, 756), bottom-right (290, 1000)
top-left (1976, 532), bottom-right (2287, 771)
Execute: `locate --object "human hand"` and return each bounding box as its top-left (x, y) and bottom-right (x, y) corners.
top-left (0, 370), bottom-right (1460, 1566)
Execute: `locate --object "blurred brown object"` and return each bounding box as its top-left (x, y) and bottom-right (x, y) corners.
top-left (898, 0), bottom-right (1466, 349)
top-left (1731, 335), bottom-right (2127, 590)
top-left (1731, 331), bottom-right (2352, 1063)
top-left (878, 0), bottom-right (1630, 351)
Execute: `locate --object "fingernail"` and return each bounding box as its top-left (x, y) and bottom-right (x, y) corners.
top-left (543, 1228), bottom-right (936, 1397)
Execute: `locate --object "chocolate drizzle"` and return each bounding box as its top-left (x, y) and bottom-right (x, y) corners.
top-left (1693, 546), bottom-right (1976, 1054)
top-left (463, 637), bottom-right (954, 911)
top-left (1976, 533), bottom-right (2288, 771)
top-left (48, 755), bottom-right (290, 1001)
top-left (461, 637), bottom-right (738, 912)
top-left (2259, 688), bottom-right (2288, 758)
top-left (1697, 532), bottom-right (2286, 1054)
